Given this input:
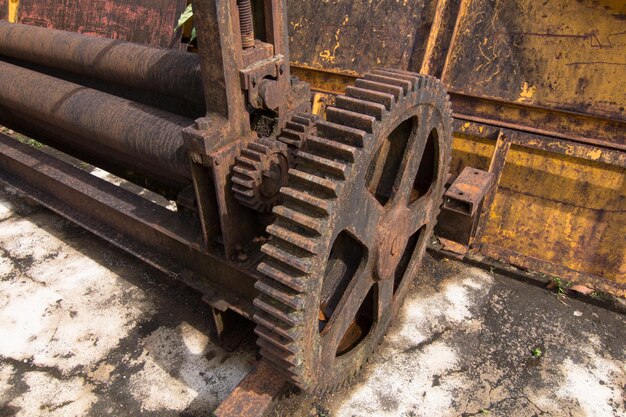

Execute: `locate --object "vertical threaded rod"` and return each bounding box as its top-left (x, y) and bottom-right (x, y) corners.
top-left (237, 0), bottom-right (255, 49)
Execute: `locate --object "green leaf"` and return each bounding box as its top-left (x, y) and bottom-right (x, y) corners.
top-left (175, 4), bottom-right (193, 31)
top-left (190, 27), bottom-right (196, 42)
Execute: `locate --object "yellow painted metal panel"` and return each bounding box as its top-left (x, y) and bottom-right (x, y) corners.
top-left (481, 145), bottom-right (626, 284)
top-left (8, 0), bottom-right (18, 22)
top-left (443, 0), bottom-right (626, 119)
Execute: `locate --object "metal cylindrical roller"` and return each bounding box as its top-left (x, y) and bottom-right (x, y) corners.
top-left (0, 21), bottom-right (204, 105)
top-left (0, 61), bottom-right (193, 181)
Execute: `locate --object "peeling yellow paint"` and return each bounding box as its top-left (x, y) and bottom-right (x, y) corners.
top-left (8, 0), bottom-right (19, 23)
top-left (516, 82), bottom-right (536, 102)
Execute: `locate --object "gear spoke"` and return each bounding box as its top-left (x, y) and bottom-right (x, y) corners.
top-left (407, 194), bottom-right (434, 234)
top-left (344, 192), bottom-right (385, 247)
top-left (321, 263), bottom-right (375, 356)
top-left (394, 105), bottom-right (441, 207)
top-left (377, 278), bottom-right (395, 320)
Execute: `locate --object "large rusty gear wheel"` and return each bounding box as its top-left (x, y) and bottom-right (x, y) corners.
top-left (253, 69), bottom-right (453, 393)
top-left (232, 138), bottom-right (290, 212)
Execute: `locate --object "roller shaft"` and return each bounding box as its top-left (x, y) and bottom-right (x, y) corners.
top-left (0, 60), bottom-right (193, 181)
top-left (0, 21), bottom-right (204, 105)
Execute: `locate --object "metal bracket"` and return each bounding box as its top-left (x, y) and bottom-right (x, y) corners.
top-left (240, 54), bottom-right (288, 110)
top-left (435, 166), bottom-right (496, 254)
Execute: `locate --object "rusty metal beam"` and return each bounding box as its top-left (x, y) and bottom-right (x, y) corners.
top-left (0, 21), bottom-right (204, 105)
top-left (0, 60), bottom-right (193, 181)
top-left (214, 361), bottom-right (288, 417)
top-left (0, 133), bottom-right (259, 313)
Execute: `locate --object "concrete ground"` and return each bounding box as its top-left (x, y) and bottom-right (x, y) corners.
top-left (0, 187), bottom-right (624, 417)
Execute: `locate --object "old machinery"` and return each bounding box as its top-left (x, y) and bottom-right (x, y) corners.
top-left (0, 0), bottom-right (451, 394)
top-left (255, 70), bottom-right (452, 392)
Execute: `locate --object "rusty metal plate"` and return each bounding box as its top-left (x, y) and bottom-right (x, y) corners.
top-left (12, 0), bottom-right (187, 47)
top-left (442, 0), bottom-right (626, 120)
top-left (287, 0), bottom-right (438, 73)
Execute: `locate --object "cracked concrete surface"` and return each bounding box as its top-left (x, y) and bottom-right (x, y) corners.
top-left (1, 187), bottom-right (625, 417)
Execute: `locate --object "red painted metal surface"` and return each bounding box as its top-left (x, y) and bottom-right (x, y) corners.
top-left (14, 0), bottom-right (187, 47)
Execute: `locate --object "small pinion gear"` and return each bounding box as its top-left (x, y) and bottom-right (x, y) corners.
top-left (231, 138), bottom-right (290, 212)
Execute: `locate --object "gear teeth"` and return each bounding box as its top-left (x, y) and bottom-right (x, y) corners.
top-left (232, 185), bottom-right (254, 198)
top-left (241, 148), bottom-right (264, 161)
top-left (273, 205), bottom-right (323, 235)
top-left (257, 338), bottom-right (303, 367)
top-left (261, 242), bottom-right (314, 273)
top-left (233, 156), bottom-right (260, 170)
top-left (345, 86), bottom-right (395, 110)
top-left (260, 349), bottom-right (299, 382)
top-left (288, 168), bottom-right (339, 198)
top-left (354, 78), bottom-right (403, 100)
top-left (306, 135), bottom-right (356, 162)
top-left (258, 261), bottom-right (308, 292)
top-left (372, 69), bottom-right (421, 91)
top-left (259, 347), bottom-right (303, 374)
top-left (255, 279), bottom-right (303, 310)
top-left (316, 120), bottom-right (366, 147)
top-left (277, 112), bottom-right (317, 155)
top-left (291, 114), bottom-right (317, 126)
top-left (254, 296), bottom-right (299, 327)
top-left (255, 325), bottom-right (300, 354)
top-left (335, 95), bottom-right (386, 120)
top-left (296, 151), bottom-right (349, 179)
top-left (253, 311), bottom-right (300, 341)
top-left (281, 187), bottom-right (330, 215)
top-left (326, 107), bottom-right (375, 133)
top-left (364, 73), bottom-right (412, 94)
top-left (267, 222), bottom-right (320, 255)
top-left (231, 175), bottom-right (254, 188)
top-left (231, 138), bottom-right (289, 212)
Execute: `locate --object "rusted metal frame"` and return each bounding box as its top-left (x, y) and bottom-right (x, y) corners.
top-left (0, 21), bottom-right (204, 105)
top-left (453, 119), bottom-right (626, 168)
top-left (480, 244), bottom-right (626, 298)
top-left (208, 139), bottom-right (265, 258)
top-left (472, 130), bottom-right (510, 244)
top-left (418, 0), bottom-right (462, 77)
top-left (262, 0), bottom-right (288, 57)
top-left (214, 360), bottom-right (288, 417)
top-left (448, 92), bottom-right (626, 151)
top-left (0, 133), bottom-right (258, 316)
top-left (291, 68), bottom-right (625, 152)
top-left (192, 0), bottom-right (249, 134)
top-left (189, 160), bottom-right (222, 248)
top-left (186, 0), bottom-right (292, 255)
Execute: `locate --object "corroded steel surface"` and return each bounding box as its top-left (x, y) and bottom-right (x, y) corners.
top-left (8, 0), bottom-right (187, 47)
top-left (287, 0), bottom-right (438, 73)
top-left (254, 70), bottom-right (452, 392)
top-left (442, 0), bottom-right (626, 121)
top-left (0, 21), bottom-right (204, 105)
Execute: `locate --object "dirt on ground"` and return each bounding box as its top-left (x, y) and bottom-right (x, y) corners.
top-left (0, 187), bottom-right (625, 417)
